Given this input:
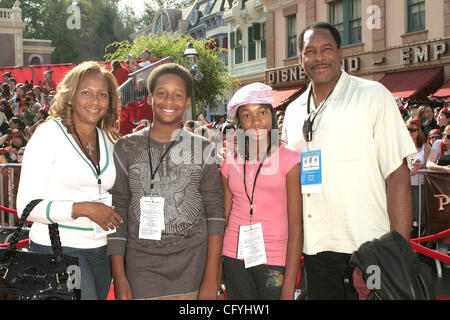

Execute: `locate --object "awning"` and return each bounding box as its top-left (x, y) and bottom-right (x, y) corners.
top-left (428, 78), bottom-right (450, 102)
top-left (378, 67), bottom-right (444, 102)
top-left (272, 86), bottom-right (304, 108)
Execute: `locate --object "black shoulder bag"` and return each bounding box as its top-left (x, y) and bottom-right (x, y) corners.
top-left (0, 199), bottom-right (81, 300)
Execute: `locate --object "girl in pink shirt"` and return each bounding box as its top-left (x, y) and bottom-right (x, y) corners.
top-left (221, 82), bottom-right (303, 300)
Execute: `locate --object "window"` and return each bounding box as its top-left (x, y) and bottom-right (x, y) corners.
top-left (330, 1), bottom-right (344, 42)
top-left (248, 23), bottom-right (266, 61)
top-left (287, 15), bottom-right (297, 58)
top-left (329, 0), bottom-right (362, 46)
top-left (235, 29), bottom-right (243, 64)
top-left (407, 0), bottom-right (425, 33)
top-left (349, 0), bottom-right (361, 43)
top-left (261, 22), bottom-right (266, 59)
top-left (248, 25), bottom-right (256, 61)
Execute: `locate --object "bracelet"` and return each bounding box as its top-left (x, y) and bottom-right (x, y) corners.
top-left (217, 284), bottom-right (225, 296)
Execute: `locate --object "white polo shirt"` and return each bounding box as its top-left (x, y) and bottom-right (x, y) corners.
top-left (282, 71), bottom-right (416, 255)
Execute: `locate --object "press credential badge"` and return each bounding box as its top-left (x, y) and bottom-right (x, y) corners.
top-left (139, 197), bottom-right (165, 240)
top-left (238, 223), bottom-right (267, 268)
top-left (301, 150), bottom-right (322, 194)
top-left (90, 193), bottom-right (116, 239)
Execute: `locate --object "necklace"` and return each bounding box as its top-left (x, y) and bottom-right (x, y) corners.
top-left (73, 127), bottom-right (102, 195)
top-left (86, 142), bottom-right (94, 157)
top-left (73, 128), bottom-right (97, 159)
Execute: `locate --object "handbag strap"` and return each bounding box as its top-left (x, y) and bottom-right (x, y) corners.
top-left (48, 224), bottom-right (63, 262)
top-left (1, 199), bottom-right (63, 265)
top-left (2, 199), bottom-right (44, 260)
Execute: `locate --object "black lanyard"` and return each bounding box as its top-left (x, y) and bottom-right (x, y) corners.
top-left (243, 143), bottom-right (271, 224)
top-left (306, 87), bottom-right (335, 136)
top-left (147, 127), bottom-right (183, 191)
top-left (74, 127), bottom-right (101, 194)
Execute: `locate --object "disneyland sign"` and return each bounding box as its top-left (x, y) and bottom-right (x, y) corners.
top-left (266, 57), bottom-right (361, 85)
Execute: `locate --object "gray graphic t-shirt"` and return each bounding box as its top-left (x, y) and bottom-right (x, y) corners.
top-left (107, 127), bottom-right (225, 299)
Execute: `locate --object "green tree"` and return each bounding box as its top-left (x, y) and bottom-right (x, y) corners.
top-left (118, 4), bottom-right (143, 35)
top-left (0, 0), bottom-right (136, 63)
top-left (75, 0), bottom-right (132, 62)
top-left (105, 33), bottom-right (239, 112)
top-left (137, 0), bottom-right (196, 33)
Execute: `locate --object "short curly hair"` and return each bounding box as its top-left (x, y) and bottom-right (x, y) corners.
top-left (147, 63), bottom-right (193, 99)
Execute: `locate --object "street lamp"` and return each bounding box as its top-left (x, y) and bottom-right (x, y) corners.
top-left (183, 41), bottom-right (203, 120)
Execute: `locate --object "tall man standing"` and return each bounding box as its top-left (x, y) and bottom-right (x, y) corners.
top-left (282, 22), bottom-right (417, 300)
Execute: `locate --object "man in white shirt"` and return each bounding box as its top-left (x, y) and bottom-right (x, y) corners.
top-left (138, 50), bottom-right (152, 69)
top-left (282, 22), bottom-right (417, 299)
top-left (137, 50), bottom-right (152, 86)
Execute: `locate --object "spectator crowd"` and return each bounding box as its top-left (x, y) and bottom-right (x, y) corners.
top-left (0, 71), bottom-right (54, 164)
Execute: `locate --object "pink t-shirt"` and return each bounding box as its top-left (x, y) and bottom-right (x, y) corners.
top-left (221, 143), bottom-right (301, 266)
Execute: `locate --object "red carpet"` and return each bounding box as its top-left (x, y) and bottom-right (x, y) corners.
top-left (106, 282), bottom-right (449, 300)
top-left (107, 283), bottom-right (115, 300)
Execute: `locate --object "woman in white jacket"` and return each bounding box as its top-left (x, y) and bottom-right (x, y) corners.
top-left (16, 61), bottom-right (123, 300)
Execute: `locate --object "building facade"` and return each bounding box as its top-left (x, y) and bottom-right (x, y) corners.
top-left (223, 0), bottom-right (267, 86)
top-left (133, 0), bottom-right (450, 116)
top-left (0, 1), bottom-right (54, 67)
top-left (261, 0), bottom-right (450, 107)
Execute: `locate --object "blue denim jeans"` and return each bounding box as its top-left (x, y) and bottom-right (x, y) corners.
top-left (30, 241), bottom-right (111, 300)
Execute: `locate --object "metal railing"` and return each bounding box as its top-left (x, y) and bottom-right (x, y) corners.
top-left (0, 8), bottom-right (13, 20)
top-left (0, 164), bottom-right (21, 228)
top-left (118, 57), bottom-right (175, 107)
top-left (0, 164), bottom-right (30, 245)
top-left (416, 169), bottom-right (450, 279)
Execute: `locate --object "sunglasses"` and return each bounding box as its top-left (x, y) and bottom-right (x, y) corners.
top-left (18, 153), bottom-right (24, 156)
top-left (407, 128), bottom-right (418, 132)
top-left (429, 135), bottom-right (441, 140)
top-left (446, 134), bottom-right (450, 139)
top-left (303, 115), bottom-right (313, 142)
top-left (302, 89), bottom-right (334, 143)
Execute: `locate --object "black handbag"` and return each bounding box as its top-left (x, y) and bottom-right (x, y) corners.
top-left (0, 199), bottom-right (81, 300)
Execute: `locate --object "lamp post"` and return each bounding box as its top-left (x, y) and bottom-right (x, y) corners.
top-left (183, 41), bottom-right (203, 120)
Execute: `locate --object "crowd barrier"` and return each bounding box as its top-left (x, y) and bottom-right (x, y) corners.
top-left (118, 57), bottom-right (174, 107)
top-left (0, 164), bottom-right (21, 228)
top-left (411, 229), bottom-right (450, 264)
top-left (415, 170), bottom-right (450, 279)
top-left (0, 64), bottom-right (76, 88)
top-left (0, 61), bottom-right (116, 92)
top-left (0, 165), bottom-right (448, 298)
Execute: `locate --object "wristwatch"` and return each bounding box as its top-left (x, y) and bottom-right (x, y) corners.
top-left (217, 284), bottom-right (226, 296)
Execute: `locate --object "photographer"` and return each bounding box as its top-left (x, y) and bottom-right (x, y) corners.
top-left (19, 97), bottom-right (36, 126)
top-left (0, 122), bottom-right (12, 147)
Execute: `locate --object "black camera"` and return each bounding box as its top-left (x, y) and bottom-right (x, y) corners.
top-left (0, 122), bottom-right (10, 135)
